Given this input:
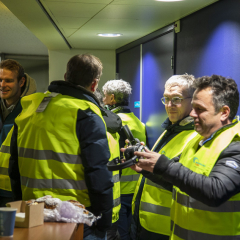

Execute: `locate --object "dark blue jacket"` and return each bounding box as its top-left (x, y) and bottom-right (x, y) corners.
top-left (131, 117), bottom-right (194, 240)
top-left (9, 81), bottom-right (117, 238)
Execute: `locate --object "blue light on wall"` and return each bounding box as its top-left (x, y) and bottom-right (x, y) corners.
top-left (194, 21), bottom-right (240, 116)
top-left (195, 22), bottom-right (240, 81)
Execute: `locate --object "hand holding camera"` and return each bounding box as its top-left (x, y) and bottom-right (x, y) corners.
top-left (107, 125), bottom-right (146, 171)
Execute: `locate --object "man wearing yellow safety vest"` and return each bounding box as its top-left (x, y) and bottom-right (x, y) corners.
top-left (102, 80), bottom-right (147, 240)
top-left (129, 74), bottom-right (197, 240)
top-left (0, 59), bottom-right (36, 207)
top-left (94, 88), bottom-right (122, 240)
top-left (9, 54), bottom-right (114, 240)
top-left (133, 75), bottom-right (240, 239)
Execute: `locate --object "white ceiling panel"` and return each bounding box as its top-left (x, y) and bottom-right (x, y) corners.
top-left (0, 1), bottom-right (48, 55)
top-left (43, 2), bottom-right (107, 18)
top-left (1, 0), bottom-right (219, 51)
top-left (55, 16), bottom-right (89, 29)
top-left (45, 0), bottom-right (112, 3)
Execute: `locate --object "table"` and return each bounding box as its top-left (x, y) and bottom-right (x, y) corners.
top-left (1, 222), bottom-right (83, 240)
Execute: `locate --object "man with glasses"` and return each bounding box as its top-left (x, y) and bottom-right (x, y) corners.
top-left (130, 74), bottom-right (197, 240)
top-left (133, 75), bottom-right (240, 239)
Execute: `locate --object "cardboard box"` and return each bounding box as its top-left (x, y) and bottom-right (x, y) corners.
top-left (6, 201), bottom-right (44, 228)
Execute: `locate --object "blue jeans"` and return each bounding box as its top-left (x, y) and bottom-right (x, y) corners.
top-left (84, 232), bottom-right (107, 240)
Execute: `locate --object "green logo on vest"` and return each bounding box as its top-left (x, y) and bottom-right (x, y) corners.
top-left (161, 150), bottom-right (170, 160)
top-left (193, 157), bottom-right (206, 167)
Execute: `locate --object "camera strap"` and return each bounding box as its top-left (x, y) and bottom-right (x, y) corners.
top-left (107, 156), bottom-right (138, 171)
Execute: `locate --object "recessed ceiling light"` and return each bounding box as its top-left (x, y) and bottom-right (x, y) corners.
top-left (98, 33), bottom-right (122, 37)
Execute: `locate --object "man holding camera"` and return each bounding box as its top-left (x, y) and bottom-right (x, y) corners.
top-left (130, 74), bottom-right (197, 240)
top-left (134, 75), bottom-right (240, 239)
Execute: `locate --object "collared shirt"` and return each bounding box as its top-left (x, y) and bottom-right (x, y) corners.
top-left (199, 122), bottom-right (236, 147)
top-left (0, 99), bottom-right (19, 121)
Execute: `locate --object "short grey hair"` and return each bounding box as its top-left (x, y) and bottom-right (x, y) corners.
top-left (102, 79), bottom-right (132, 106)
top-left (165, 74), bottom-right (195, 96)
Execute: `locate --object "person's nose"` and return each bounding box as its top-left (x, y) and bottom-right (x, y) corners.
top-left (0, 80), bottom-right (6, 88)
top-left (166, 99), bottom-right (174, 107)
top-left (190, 108), bottom-right (197, 117)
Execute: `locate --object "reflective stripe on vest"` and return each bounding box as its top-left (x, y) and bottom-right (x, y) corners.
top-left (15, 92), bottom-right (109, 207)
top-left (172, 222), bottom-right (240, 240)
top-left (18, 147), bottom-right (82, 164)
top-left (171, 122), bottom-right (240, 239)
top-left (107, 132), bottom-right (121, 223)
top-left (113, 174), bottom-right (120, 183)
top-left (120, 174), bottom-right (139, 182)
top-left (117, 112), bottom-right (146, 194)
top-left (0, 127), bottom-right (14, 192)
top-left (21, 176), bottom-right (87, 190)
top-left (139, 130), bottom-right (197, 236)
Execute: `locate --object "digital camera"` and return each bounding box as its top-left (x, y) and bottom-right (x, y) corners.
top-left (107, 125), bottom-right (145, 171)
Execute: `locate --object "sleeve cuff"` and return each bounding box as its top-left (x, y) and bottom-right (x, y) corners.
top-left (153, 154), bottom-right (172, 175)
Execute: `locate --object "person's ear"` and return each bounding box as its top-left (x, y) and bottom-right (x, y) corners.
top-left (19, 77), bottom-right (25, 88)
top-left (64, 73), bottom-right (67, 81)
top-left (90, 79), bottom-right (98, 92)
top-left (110, 94), bottom-right (114, 102)
top-left (110, 94), bottom-right (116, 104)
top-left (220, 105), bottom-right (230, 122)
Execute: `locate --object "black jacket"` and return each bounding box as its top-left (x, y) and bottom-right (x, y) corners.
top-left (9, 81), bottom-right (119, 237)
top-left (154, 123), bottom-right (240, 207)
top-left (131, 116), bottom-right (194, 240)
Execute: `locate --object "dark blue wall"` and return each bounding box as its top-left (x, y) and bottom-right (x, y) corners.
top-left (118, 46), bottom-right (141, 118)
top-left (142, 32), bottom-right (174, 148)
top-left (176, 0), bottom-right (240, 115)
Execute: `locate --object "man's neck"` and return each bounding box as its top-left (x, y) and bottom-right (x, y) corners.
top-left (5, 97), bottom-right (20, 108)
top-left (202, 121), bottom-right (233, 142)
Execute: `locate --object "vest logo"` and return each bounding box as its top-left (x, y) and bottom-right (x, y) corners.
top-left (226, 160), bottom-right (238, 169)
top-left (193, 157), bottom-right (206, 167)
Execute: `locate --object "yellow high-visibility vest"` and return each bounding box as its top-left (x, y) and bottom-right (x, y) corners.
top-left (117, 112), bottom-right (146, 194)
top-left (0, 127), bottom-right (14, 192)
top-left (139, 130), bottom-right (197, 236)
top-left (15, 92), bottom-right (110, 207)
top-left (107, 132), bottom-right (121, 223)
top-left (171, 122), bottom-right (240, 239)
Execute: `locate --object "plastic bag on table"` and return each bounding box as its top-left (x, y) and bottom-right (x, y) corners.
top-left (34, 196), bottom-right (100, 226)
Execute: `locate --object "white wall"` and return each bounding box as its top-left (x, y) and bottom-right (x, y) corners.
top-left (16, 58), bottom-right (49, 93)
top-left (48, 49), bottom-right (116, 90)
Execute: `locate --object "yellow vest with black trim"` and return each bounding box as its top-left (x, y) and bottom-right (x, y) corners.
top-left (139, 130), bottom-right (197, 236)
top-left (15, 92), bottom-right (109, 207)
top-left (171, 122), bottom-right (240, 239)
top-left (0, 127), bottom-right (14, 192)
top-left (117, 112), bottom-right (146, 194)
top-left (131, 130), bottom-right (167, 215)
top-left (107, 132), bottom-right (121, 223)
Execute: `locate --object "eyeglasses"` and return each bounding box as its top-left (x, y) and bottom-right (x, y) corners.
top-left (161, 97), bottom-right (192, 105)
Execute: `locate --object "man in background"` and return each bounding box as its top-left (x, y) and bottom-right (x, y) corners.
top-left (0, 59), bottom-right (36, 207)
top-left (9, 54), bottom-right (113, 240)
top-left (102, 80), bottom-right (146, 240)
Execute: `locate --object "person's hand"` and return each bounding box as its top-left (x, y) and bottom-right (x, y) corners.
top-left (134, 148), bottom-right (161, 173)
top-left (130, 163), bottom-right (142, 173)
top-left (124, 139), bottom-right (146, 147)
top-left (121, 147), bottom-right (126, 153)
